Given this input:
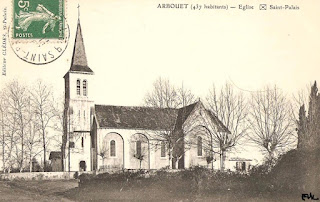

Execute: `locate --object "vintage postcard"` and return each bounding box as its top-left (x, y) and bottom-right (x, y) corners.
top-left (0, 0), bottom-right (319, 201)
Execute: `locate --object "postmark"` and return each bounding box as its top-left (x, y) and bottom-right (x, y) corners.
top-left (9, 0), bottom-right (69, 65)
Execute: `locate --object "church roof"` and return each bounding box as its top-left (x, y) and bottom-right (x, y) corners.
top-left (206, 110), bottom-right (231, 133)
top-left (173, 102), bottom-right (197, 131)
top-left (94, 101), bottom-right (229, 133)
top-left (95, 105), bottom-right (178, 130)
top-left (69, 20), bottom-right (93, 74)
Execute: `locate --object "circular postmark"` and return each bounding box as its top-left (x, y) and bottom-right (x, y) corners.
top-left (9, 0), bottom-right (69, 65)
top-left (9, 24), bottom-right (70, 65)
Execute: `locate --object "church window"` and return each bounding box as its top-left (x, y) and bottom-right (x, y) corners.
top-left (110, 140), bottom-right (116, 157)
top-left (84, 110), bottom-right (86, 120)
top-left (136, 141), bottom-right (142, 157)
top-left (81, 137), bottom-right (84, 148)
top-left (77, 79), bottom-right (81, 95)
top-left (83, 80), bottom-right (87, 96)
top-left (78, 110), bottom-right (80, 122)
top-left (197, 136), bottom-right (202, 156)
top-left (161, 141), bottom-right (166, 157)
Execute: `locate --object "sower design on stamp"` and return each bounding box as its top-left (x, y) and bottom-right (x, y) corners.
top-left (13, 0), bottom-right (64, 39)
top-left (9, 0), bottom-right (69, 65)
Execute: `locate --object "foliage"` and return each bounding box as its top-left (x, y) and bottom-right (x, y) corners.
top-left (297, 81), bottom-right (320, 150)
top-left (269, 148), bottom-right (320, 192)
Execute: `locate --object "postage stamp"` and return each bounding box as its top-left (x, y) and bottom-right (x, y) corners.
top-left (8, 0), bottom-right (69, 65)
top-left (13, 0), bottom-right (64, 39)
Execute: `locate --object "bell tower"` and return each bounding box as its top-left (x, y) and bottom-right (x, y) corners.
top-left (63, 19), bottom-right (94, 172)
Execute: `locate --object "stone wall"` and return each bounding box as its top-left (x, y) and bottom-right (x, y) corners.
top-left (0, 172), bottom-right (78, 181)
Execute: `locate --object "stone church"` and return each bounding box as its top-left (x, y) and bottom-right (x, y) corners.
top-left (62, 21), bottom-right (233, 172)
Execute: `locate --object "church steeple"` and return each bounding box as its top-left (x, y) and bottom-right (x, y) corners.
top-left (69, 19), bottom-right (93, 73)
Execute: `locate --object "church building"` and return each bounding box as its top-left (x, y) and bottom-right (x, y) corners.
top-left (62, 21), bottom-right (231, 172)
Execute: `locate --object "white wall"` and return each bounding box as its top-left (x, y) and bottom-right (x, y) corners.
top-left (65, 132), bottom-right (91, 172)
top-left (97, 128), bottom-right (170, 170)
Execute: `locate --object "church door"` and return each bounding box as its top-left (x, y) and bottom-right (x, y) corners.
top-left (79, 161), bottom-right (86, 171)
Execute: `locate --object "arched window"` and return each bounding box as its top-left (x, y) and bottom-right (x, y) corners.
top-left (76, 79), bottom-right (81, 95)
top-left (136, 140), bottom-right (142, 157)
top-left (83, 80), bottom-right (87, 96)
top-left (197, 136), bottom-right (202, 156)
top-left (161, 141), bottom-right (166, 157)
top-left (110, 140), bottom-right (116, 157)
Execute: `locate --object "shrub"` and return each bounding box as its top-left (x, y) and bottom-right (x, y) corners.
top-left (269, 148), bottom-right (320, 192)
top-left (73, 171), bottom-right (79, 179)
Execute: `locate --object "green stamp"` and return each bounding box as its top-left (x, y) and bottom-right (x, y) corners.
top-left (13, 0), bottom-right (64, 39)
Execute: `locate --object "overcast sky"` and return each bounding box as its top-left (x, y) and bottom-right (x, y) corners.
top-left (1, 0), bottom-right (319, 107)
top-left (1, 0), bottom-right (319, 162)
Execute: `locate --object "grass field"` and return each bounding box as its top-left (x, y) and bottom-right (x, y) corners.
top-left (3, 175), bottom-right (300, 202)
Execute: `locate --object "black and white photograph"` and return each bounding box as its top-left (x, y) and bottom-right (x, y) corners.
top-left (0, 0), bottom-right (319, 201)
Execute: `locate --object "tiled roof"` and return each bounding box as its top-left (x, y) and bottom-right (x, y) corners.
top-left (95, 101), bottom-right (230, 133)
top-left (70, 65), bottom-right (93, 73)
top-left (95, 105), bottom-right (178, 130)
top-left (206, 110), bottom-right (231, 133)
top-left (49, 151), bottom-right (61, 160)
top-left (174, 102), bottom-right (198, 130)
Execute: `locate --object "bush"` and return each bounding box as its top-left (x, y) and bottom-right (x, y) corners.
top-left (269, 149), bottom-right (320, 192)
top-left (73, 171), bottom-right (79, 179)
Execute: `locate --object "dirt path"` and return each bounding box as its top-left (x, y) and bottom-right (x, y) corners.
top-left (0, 181), bottom-right (76, 202)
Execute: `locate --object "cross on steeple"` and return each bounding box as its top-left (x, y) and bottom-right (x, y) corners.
top-left (68, 5), bottom-right (93, 74)
top-left (77, 4), bottom-right (80, 21)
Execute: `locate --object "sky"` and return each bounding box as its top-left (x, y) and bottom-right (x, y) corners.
top-left (0, 0), bottom-right (319, 163)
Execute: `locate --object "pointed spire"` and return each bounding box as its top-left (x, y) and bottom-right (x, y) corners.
top-left (69, 7), bottom-right (93, 73)
top-left (71, 20), bottom-right (88, 67)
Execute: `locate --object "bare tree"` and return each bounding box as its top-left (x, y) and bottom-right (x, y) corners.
top-left (144, 77), bottom-right (196, 108)
top-left (205, 83), bottom-right (249, 170)
top-left (130, 134), bottom-right (149, 169)
top-left (97, 142), bottom-right (109, 171)
top-left (30, 80), bottom-right (57, 171)
top-left (4, 81), bottom-right (32, 172)
top-left (248, 86), bottom-right (296, 166)
top-left (143, 77), bottom-right (197, 169)
top-left (0, 91), bottom-right (7, 173)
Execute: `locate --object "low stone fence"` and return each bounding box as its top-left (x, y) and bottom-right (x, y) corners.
top-left (0, 172), bottom-right (79, 181)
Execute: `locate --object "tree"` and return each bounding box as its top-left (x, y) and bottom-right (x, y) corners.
top-left (248, 86), bottom-right (295, 167)
top-left (205, 83), bottom-right (249, 170)
top-left (30, 80), bottom-right (56, 171)
top-left (143, 77), bottom-right (197, 169)
top-left (0, 91), bottom-right (7, 173)
top-left (98, 140), bottom-right (109, 171)
top-left (144, 77), bottom-right (196, 108)
top-left (130, 134), bottom-right (149, 169)
top-left (4, 80), bottom-right (32, 172)
top-left (25, 118), bottom-right (42, 172)
top-left (297, 104), bottom-right (307, 149)
top-left (297, 81), bottom-right (320, 150)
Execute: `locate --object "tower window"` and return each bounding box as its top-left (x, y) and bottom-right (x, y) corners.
top-left (136, 141), bottom-right (142, 157)
top-left (161, 141), bottom-right (166, 157)
top-left (77, 79), bottom-right (81, 95)
top-left (81, 137), bottom-right (84, 148)
top-left (83, 80), bottom-right (87, 96)
top-left (197, 136), bottom-right (202, 156)
top-left (110, 140), bottom-right (116, 157)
